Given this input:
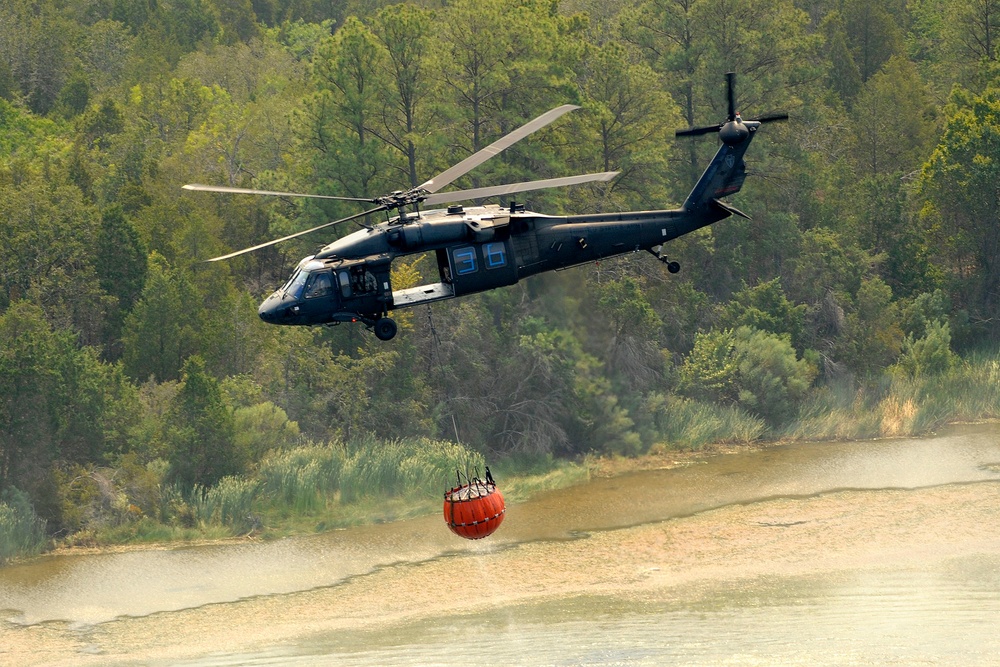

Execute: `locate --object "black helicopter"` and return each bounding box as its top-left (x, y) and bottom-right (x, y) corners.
top-left (184, 73), bottom-right (786, 340)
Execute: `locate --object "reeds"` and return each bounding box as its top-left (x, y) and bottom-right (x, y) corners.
top-left (784, 353), bottom-right (1000, 440)
top-left (0, 488), bottom-right (47, 564)
top-left (644, 393), bottom-right (766, 451)
top-left (258, 435), bottom-right (483, 506)
top-left (187, 476), bottom-right (262, 534)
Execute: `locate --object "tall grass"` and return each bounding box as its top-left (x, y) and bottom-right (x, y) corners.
top-left (643, 393), bottom-right (766, 452)
top-left (339, 435), bottom-right (484, 502)
top-left (187, 476), bottom-right (262, 534)
top-left (0, 488), bottom-right (48, 564)
top-left (259, 444), bottom-right (344, 513)
top-left (784, 353), bottom-right (1000, 440)
top-left (258, 436), bottom-right (484, 509)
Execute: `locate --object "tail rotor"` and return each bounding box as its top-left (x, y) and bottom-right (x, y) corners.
top-left (676, 72), bottom-right (788, 143)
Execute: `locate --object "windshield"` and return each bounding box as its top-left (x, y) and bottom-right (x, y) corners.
top-left (282, 269), bottom-right (310, 298)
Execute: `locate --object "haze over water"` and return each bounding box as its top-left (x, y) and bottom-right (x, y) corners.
top-left (3, 423), bottom-right (1000, 665)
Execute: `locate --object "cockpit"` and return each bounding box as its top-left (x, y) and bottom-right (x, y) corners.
top-left (281, 266), bottom-right (332, 300)
top-left (259, 256), bottom-right (385, 325)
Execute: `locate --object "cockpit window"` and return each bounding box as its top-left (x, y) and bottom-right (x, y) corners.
top-left (304, 271), bottom-right (332, 299)
top-left (283, 269), bottom-right (309, 298)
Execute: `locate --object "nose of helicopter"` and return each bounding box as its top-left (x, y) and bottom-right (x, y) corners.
top-left (258, 292), bottom-right (285, 323)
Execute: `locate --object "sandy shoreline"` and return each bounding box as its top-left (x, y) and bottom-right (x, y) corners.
top-left (3, 479), bottom-right (999, 666)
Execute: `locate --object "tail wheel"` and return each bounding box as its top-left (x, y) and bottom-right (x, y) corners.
top-left (374, 317), bottom-right (398, 341)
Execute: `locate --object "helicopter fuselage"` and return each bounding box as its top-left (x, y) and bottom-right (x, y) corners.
top-left (257, 118), bottom-right (761, 340)
top-left (257, 200), bottom-right (730, 331)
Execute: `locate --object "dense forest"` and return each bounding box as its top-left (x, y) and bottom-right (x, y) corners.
top-left (2, 0), bottom-right (1000, 560)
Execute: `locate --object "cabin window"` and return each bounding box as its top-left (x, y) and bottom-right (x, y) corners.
top-left (338, 270), bottom-right (352, 298)
top-left (350, 266), bottom-right (377, 294)
top-left (304, 271), bottom-right (332, 299)
top-left (452, 246), bottom-right (478, 275)
top-left (483, 242), bottom-right (507, 269)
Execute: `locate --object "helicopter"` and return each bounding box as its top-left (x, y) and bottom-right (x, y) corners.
top-left (184, 73), bottom-right (786, 341)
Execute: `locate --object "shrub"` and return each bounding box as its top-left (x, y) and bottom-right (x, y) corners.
top-left (0, 487), bottom-right (48, 563)
top-left (679, 327), bottom-right (817, 427)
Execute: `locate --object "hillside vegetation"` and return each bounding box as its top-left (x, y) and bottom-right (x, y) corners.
top-left (2, 0), bottom-right (1000, 561)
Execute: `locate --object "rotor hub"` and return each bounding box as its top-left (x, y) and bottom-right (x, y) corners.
top-left (719, 117), bottom-right (750, 145)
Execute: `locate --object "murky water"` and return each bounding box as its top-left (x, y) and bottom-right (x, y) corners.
top-left (3, 424), bottom-right (1000, 665)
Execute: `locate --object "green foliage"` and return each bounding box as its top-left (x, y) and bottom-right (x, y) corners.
top-left (733, 326), bottom-right (818, 425)
top-left (837, 277), bottom-right (904, 373)
top-left (233, 401), bottom-right (301, 459)
top-left (166, 355), bottom-right (242, 489)
top-left (894, 319), bottom-right (958, 378)
top-left (596, 275), bottom-right (662, 340)
top-left (122, 253), bottom-right (199, 382)
top-left (0, 487), bottom-right (48, 564)
top-left (919, 85), bottom-right (1000, 341)
top-left (719, 278), bottom-right (807, 351)
top-left (678, 329), bottom-right (740, 404)
top-left (679, 326), bottom-right (817, 426)
top-left (4, 0), bottom-right (1000, 554)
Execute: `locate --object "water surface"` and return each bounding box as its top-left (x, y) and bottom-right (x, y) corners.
top-left (3, 424), bottom-right (1000, 665)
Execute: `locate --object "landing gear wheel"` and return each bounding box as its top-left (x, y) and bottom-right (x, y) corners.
top-left (666, 260), bottom-right (681, 274)
top-left (374, 317), bottom-right (398, 341)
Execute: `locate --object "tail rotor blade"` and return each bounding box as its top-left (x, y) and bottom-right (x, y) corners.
top-left (756, 112), bottom-right (789, 124)
top-left (727, 72), bottom-right (736, 122)
top-left (204, 206), bottom-right (387, 262)
top-left (676, 124), bottom-right (723, 138)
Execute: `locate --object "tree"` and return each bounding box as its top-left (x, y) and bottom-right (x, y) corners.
top-left (0, 302), bottom-right (139, 527)
top-left (299, 16), bottom-right (392, 225)
top-left (369, 3), bottom-right (437, 188)
top-left (428, 0), bottom-right (580, 189)
top-left (166, 355), bottom-right (241, 488)
top-left (837, 277), bottom-right (903, 372)
top-left (719, 278), bottom-right (808, 351)
top-left (576, 42), bottom-right (679, 210)
top-left (840, 0), bottom-right (905, 83)
top-left (847, 57), bottom-right (937, 295)
top-left (894, 319), bottom-right (958, 377)
top-left (678, 326), bottom-right (816, 425)
top-left (0, 181), bottom-right (110, 348)
top-left (955, 0), bottom-right (1000, 63)
top-left (732, 326), bottom-right (816, 425)
top-left (211, 0), bottom-right (261, 45)
top-left (121, 253), bottom-right (199, 382)
top-left (822, 12), bottom-right (862, 104)
top-left (96, 205), bottom-right (149, 359)
top-left (919, 86), bottom-right (1000, 341)
top-left (595, 274), bottom-right (665, 391)
top-left (0, 303), bottom-right (64, 495)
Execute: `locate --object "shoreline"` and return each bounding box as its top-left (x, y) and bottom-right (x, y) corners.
top-left (19, 419), bottom-right (998, 565)
top-left (30, 440), bottom-right (764, 563)
top-left (4, 480), bottom-right (999, 665)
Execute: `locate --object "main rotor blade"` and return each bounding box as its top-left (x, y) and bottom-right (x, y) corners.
top-left (423, 171), bottom-right (619, 205)
top-left (183, 183), bottom-right (375, 203)
top-left (204, 206), bottom-right (387, 262)
top-left (419, 104), bottom-right (580, 194)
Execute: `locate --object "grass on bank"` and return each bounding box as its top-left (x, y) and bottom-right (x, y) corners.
top-left (784, 354), bottom-right (1000, 440)
top-left (5, 352), bottom-right (1000, 565)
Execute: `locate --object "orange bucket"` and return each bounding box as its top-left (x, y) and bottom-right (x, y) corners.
top-left (443, 474), bottom-right (505, 540)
